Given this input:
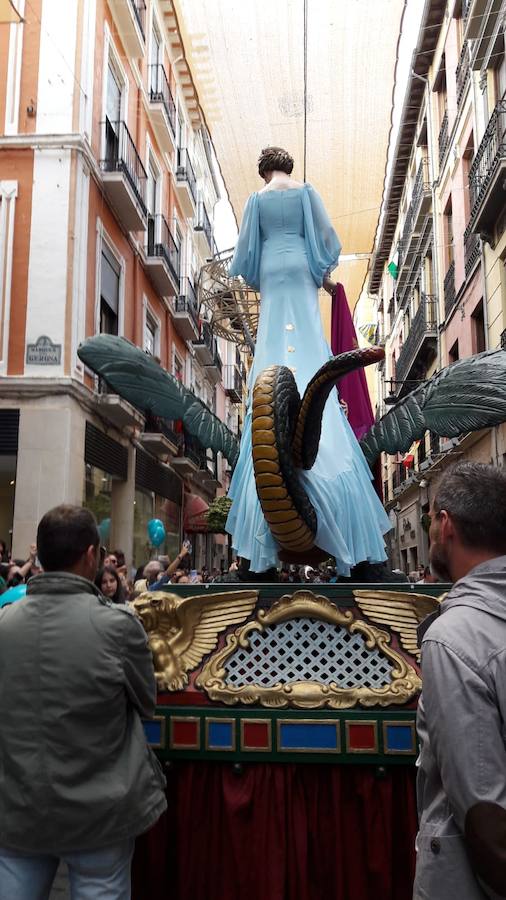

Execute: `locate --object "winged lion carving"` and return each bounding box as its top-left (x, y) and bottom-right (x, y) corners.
top-left (353, 590), bottom-right (442, 661)
top-left (132, 590), bottom-right (258, 691)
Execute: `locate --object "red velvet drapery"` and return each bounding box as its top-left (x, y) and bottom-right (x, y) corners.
top-left (132, 762), bottom-right (417, 900)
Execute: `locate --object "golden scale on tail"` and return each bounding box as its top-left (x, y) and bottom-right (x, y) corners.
top-left (251, 347), bottom-right (384, 563)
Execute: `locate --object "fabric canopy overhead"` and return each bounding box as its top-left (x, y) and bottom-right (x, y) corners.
top-left (172, 0), bottom-right (405, 315)
top-left (0, 0), bottom-right (23, 22)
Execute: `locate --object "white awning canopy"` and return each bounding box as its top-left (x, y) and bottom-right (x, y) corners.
top-left (0, 0), bottom-right (23, 23)
top-left (173, 0), bottom-right (405, 317)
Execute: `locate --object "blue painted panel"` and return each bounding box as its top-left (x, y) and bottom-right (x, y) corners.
top-left (208, 721), bottom-right (234, 749)
top-left (280, 723), bottom-right (338, 751)
top-left (385, 724), bottom-right (414, 752)
top-left (143, 719), bottom-right (163, 745)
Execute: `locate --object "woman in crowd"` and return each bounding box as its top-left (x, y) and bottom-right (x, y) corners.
top-left (95, 565), bottom-right (125, 604)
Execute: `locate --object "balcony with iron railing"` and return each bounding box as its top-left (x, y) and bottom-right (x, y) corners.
top-left (467, 97), bottom-right (506, 235)
top-left (205, 343), bottom-right (223, 385)
top-left (464, 225), bottom-right (481, 278)
top-left (464, 0), bottom-right (490, 40)
top-left (443, 260), bottom-right (456, 318)
top-left (393, 465), bottom-right (409, 492)
top-left (194, 198), bottom-right (213, 253)
top-left (108, 0), bottom-right (146, 57)
top-left (173, 278), bottom-right (199, 341)
top-left (411, 158), bottom-right (431, 224)
top-left (223, 364), bottom-right (243, 403)
top-left (100, 119), bottom-right (147, 231)
top-left (395, 294), bottom-right (438, 385)
top-left (192, 321), bottom-right (223, 384)
top-left (456, 42), bottom-right (470, 109)
top-left (438, 110), bottom-right (449, 167)
top-left (140, 412), bottom-right (181, 458)
top-left (396, 216), bottom-right (413, 285)
top-left (176, 148), bottom-right (197, 215)
top-left (145, 214), bottom-right (180, 296)
top-left (147, 64), bottom-right (176, 151)
top-left (172, 430), bottom-right (218, 483)
top-left (181, 431), bottom-right (219, 487)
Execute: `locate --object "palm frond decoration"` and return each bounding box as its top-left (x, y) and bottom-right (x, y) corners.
top-left (360, 349), bottom-right (506, 466)
top-left (78, 335), bottom-right (239, 466)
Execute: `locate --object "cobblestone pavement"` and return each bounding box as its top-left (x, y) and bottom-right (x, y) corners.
top-left (49, 862), bottom-right (71, 899)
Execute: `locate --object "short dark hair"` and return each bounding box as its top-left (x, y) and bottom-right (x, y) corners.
top-left (433, 462), bottom-right (506, 553)
top-left (258, 146), bottom-right (294, 179)
top-left (37, 505), bottom-right (100, 571)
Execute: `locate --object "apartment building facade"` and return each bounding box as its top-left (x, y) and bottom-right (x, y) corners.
top-left (369, 0), bottom-right (506, 574)
top-left (0, 0), bottom-right (246, 568)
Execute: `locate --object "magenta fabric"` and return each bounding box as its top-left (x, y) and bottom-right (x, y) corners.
top-left (330, 283), bottom-right (375, 441)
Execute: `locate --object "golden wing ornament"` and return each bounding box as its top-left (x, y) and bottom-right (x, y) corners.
top-left (353, 590), bottom-right (441, 662)
top-left (134, 590), bottom-right (258, 691)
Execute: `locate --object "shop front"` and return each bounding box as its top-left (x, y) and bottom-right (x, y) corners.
top-left (134, 448), bottom-right (183, 569)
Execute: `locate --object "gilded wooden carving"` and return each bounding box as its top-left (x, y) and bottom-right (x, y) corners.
top-left (353, 590), bottom-right (441, 662)
top-left (132, 590), bottom-right (258, 691)
top-left (197, 590), bottom-right (422, 709)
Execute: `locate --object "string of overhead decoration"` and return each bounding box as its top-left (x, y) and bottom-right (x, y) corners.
top-left (303, 0), bottom-right (308, 182)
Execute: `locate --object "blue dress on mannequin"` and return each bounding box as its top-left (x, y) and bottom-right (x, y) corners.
top-left (226, 184), bottom-right (390, 574)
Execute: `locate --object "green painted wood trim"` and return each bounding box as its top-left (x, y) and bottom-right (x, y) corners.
top-left (149, 706), bottom-right (418, 766)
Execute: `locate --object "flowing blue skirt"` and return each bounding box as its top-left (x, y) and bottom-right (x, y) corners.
top-left (226, 224), bottom-right (390, 574)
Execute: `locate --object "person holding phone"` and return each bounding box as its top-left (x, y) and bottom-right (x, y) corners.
top-left (148, 543), bottom-right (192, 591)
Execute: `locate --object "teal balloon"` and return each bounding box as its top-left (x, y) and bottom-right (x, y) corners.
top-left (147, 519), bottom-right (166, 547)
top-left (98, 518), bottom-right (111, 543)
top-left (0, 584), bottom-right (27, 607)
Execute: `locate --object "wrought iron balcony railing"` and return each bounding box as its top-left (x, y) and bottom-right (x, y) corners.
top-left (462, 0), bottom-right (471, 25)
top-left (144, 413), bottom-right (182, 449)
top-left (438, 110), bottom-right (449, 166)
top-left (147, 214), bottom-right (180, 285)
top-left (411, 158), bottom-right (430, 215)
top-left (464, 225), bottom-right (480, 277)
top-left (196, 321), bottom-right (222, 374)
top-left (393, 466), bottom-right (409, 490)
top-left (468, 98), bottom-right (506, 220)
top-left (443, 260), bottom-right (456, 318)
top-left (177, 148), bottom-right (197, 205)
top-left (175, 279), bottom-right (199, 326)
top-left (195, 199), bottom-right (213, 249)
top-left (401, 210), bottom-right (413, 255)
top-left (129, 0), bottom-right (146, 39)
top-left (456, 42), bottom-right (470, 108)
top-left (395, 293), bottom-right (437, 384)
top-left (101, 118), bottom-right (148, 215)
top-left (209, 345), bottom-right (222, 375)
top-left (148, 64), bottom-right (176, 137)
top-left (223, 364), bottom-right (243, 401)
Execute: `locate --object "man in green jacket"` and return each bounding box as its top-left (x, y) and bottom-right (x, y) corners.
top-left (0, 505), bottom-right (167, 899)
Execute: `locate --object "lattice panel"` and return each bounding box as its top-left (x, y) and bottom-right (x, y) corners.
top-left (224, 619), bottom-right (394, 689)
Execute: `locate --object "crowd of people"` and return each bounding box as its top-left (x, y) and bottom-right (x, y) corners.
top-left (1, 536), bottom-right (439, 605)
top-left (1, 462), bottom-right (506, 900)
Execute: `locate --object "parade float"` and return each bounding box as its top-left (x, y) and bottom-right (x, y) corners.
top-left (78, 270), bottom-right (506, 899)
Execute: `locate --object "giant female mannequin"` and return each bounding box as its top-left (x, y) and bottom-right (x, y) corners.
top-left (226, 147), bottom-right (390, 574)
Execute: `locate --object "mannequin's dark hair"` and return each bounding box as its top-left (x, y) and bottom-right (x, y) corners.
top-left (258, 147), bottom-right (294, 179)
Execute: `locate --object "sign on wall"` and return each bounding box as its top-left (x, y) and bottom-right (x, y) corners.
top-left (26, 336), bottom-right (62, 366)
